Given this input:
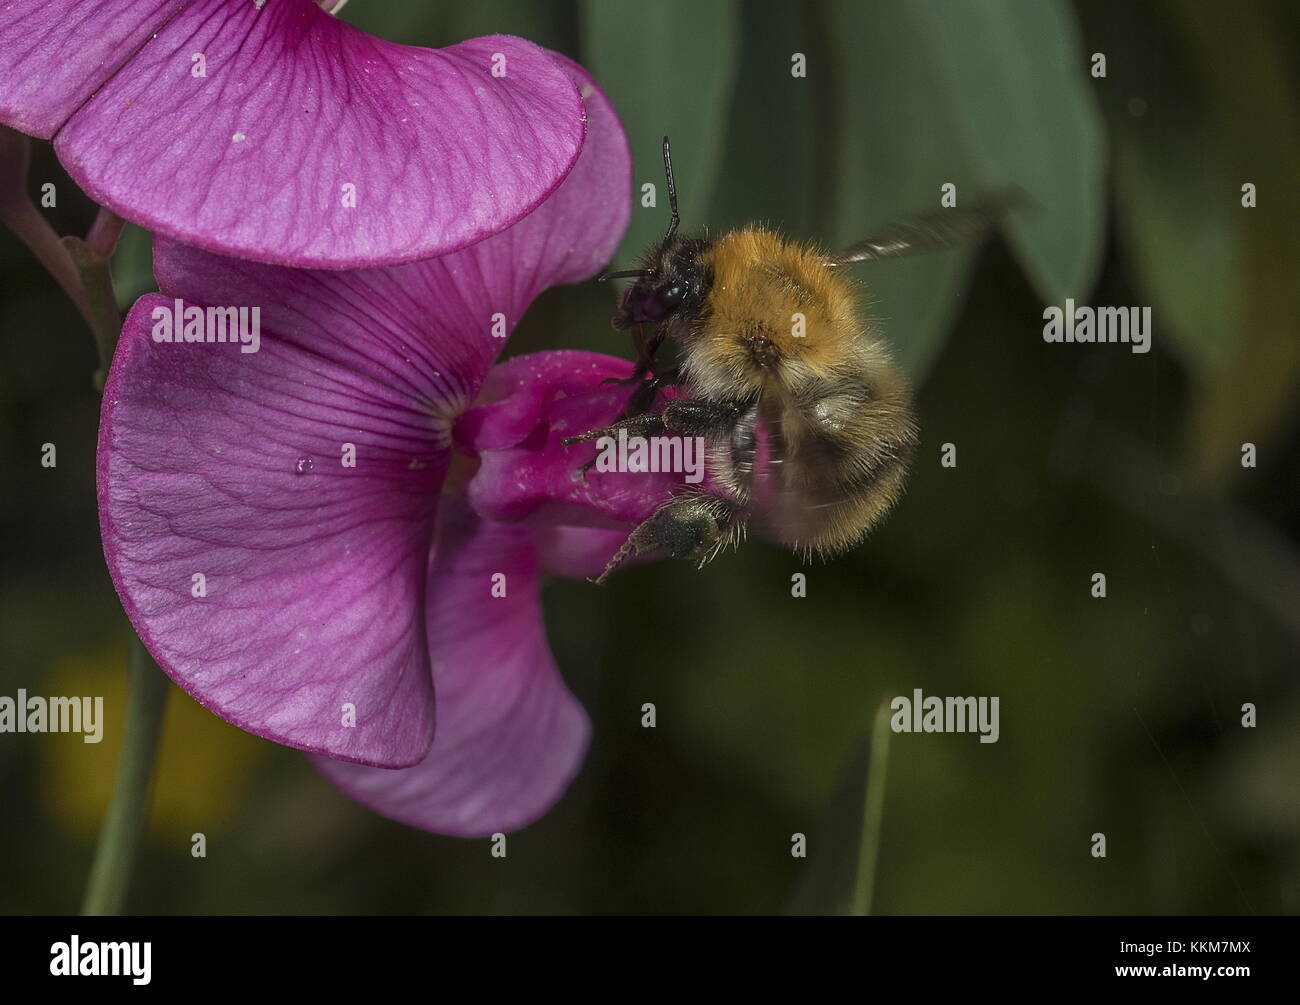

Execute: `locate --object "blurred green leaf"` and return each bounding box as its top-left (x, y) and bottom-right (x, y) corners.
top-left (826, 0), bottom-right (982, 381)
top-left (336, 3), bottom-right (447, 44)
top-left (1077, 0), bottom-right (1242, 380)
top-left (111, 223), bottom-right (154, 312)
top-left (786, 736), bottom-right (870, 915)
top-left (709, 2), bottom-right (817, 239)
top-left (438, 0), bottom-right (575, 51)
top-left (1161, 0), bottom-right (1300, 483)
top-left (783, 703), bottom-right (891, 915)
top-left (909, 0), bottom-right (1106, 303)
top-left (1084, 0), bottom-right (1300, 482)
top-left (1111, 90), bottom-right (1241, 381)
top-left (580, 0), bottom-right (740, 262)
top-left (341, 1), bottom-right (573, 52)
top-left (851, 700), bottom-right (893, 915)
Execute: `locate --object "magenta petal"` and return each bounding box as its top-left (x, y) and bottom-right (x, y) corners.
top-left (43, 0), bottom-right (587, 267)
top-left (463, 52), bottom-right (632, 291)
top-left (461, 351), bottom-right (687, 530)
top-left (150, 237), bottom-right (500, 418)
top-left (313, 500), bottom-right (590, 837)
top-left (147, 50), bottom-right (631, 380)
top-left (533, 525), bottom-right (632, 580)
top-left (99, 294), bottom-right (446, 767)
top-left (455, 348), bottom-right (638, 452)
top-left (0, 1), bottom-right (181, 139)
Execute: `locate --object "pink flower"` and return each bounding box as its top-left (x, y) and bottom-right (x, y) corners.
top-left (98, 55), bottom-right (678, 835)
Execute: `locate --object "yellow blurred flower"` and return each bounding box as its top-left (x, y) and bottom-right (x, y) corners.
top-left (40, 638), bottom-right (265, 840)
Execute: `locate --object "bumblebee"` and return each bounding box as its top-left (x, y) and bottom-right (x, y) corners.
top-left (566, 137), bottom-right (1014, 583)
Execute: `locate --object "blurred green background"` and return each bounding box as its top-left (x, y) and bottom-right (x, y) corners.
top-left (2, 0), bottom-right (1297, 914)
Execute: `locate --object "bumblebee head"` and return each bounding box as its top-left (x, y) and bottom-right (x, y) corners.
top-left (608, 236), bottom-right (710, 330)
top-left (601, 136), bottom-right (710, 333)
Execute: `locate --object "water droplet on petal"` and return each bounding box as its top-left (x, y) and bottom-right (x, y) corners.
top-left (294, 456), bottom-right (315, 475)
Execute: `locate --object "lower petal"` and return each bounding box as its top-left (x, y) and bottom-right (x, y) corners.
top-left (313, 499), bottom-right (590, 837)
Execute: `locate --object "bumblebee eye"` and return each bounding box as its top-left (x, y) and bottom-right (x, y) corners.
top-left (656, 283), bottom-right (685, 311)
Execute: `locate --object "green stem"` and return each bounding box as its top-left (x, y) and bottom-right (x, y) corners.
top-left (850, 699), bottom-right (893, 916)
top-left (81, 637), bottom-right (170, 916)
top-left (63, 226), bottom-right (123, 391)
top-left (74, 229), bottom-right (169, 914)
top-left (3, 132), bottom-right (168, 915)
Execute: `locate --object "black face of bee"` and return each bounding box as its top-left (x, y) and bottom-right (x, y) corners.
top-left (612, 236), bottom-right (712, 331)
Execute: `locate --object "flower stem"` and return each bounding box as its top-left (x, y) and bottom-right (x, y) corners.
top-left (850, 699), bottom-right (893, 916)
top-left (0, 127), bottom-right (94, 327)
top-left (81, 636), bottom-right (170, 916)
top-left (63, 233), bottom-right (123, 391)
top-left (84, 205), bottom-right (125, 259)
top-left (4, 130), bottom-right (168, 915)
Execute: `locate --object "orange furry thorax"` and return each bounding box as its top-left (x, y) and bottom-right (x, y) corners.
top-left (694, 226), bottom-right (864, 381)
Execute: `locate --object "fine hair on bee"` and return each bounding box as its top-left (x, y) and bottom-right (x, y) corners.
top-left (566, 136), bottom-right (1019, 584)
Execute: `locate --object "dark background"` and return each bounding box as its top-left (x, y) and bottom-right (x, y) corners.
top-left (1, 0), bottom-right (1297, 914)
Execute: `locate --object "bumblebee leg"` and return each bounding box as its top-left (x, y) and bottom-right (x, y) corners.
top-left (619, 326), bottom-right (666, 380)
top-left (562, 411), bottom-right (666, 446)
top-left (566, 409), bottom-right (666, 480)
top-left (566, 396), bottom-right (744, 446)
top-left (621, 366), bottom-right (680, 419)
top-left (658, 398), bottom-right (745, 437)
top-left (564, 396), bottom-right (744, 488)
top-left (594, 495), bottom-right (742, 585)
top-left (633, 327), bottom-right (666, 375)
top-left (597, 328), bottom-right (667, 388)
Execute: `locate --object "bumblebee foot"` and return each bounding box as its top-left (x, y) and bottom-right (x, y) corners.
top-left (561, 411), bottom-right (667, 447)
top-left (593, 495), bottom-right (740, 585)
top-left (598, 374), bottom-right (640, 388)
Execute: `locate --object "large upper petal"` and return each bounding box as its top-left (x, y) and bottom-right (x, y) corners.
top-left (2, 0), bottom-right (588, 267)
top-left (313, 499), bottom-right (589, 837)
top-left (0, 0), bottom-right (182, 139)
top-left (98, 59), bottom-right (629, 765)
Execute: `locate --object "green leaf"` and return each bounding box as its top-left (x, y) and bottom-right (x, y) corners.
top-left (335, 4), bottom-right (448, 45)
top-left (111, 224), bottom-right (155, 313)
top-left (1113, 109), bottom-right (1241, 381)
top-left (1077, 0), bottom-right (1240, 382)
top-left (825, 0), bottom-right (982, 381)
top-left (708, 2), bottom-right (818, 239)
top-left (909, 0), bottom-right (1106, 302)
top-left (1081, 0), bottom-right (1300, 481)
top-left (785, 701), bottom-right (893, 916)
top-left (341, 1), bottom-right (574, 52)
top-left (580, 0), bottom-right (740, 263)
top-left (785, 737), bottom-right (870, 915)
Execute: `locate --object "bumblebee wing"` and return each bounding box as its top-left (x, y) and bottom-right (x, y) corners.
top-left (828, 188), bottom-right (1023, 266)
top-left (744, 394), bottom-right (839, 546)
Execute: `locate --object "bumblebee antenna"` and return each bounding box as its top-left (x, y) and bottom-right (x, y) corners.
top-left (595, 137), bottom-right (682, 283)
top-left (662, 135), bottom-right (680, 241)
